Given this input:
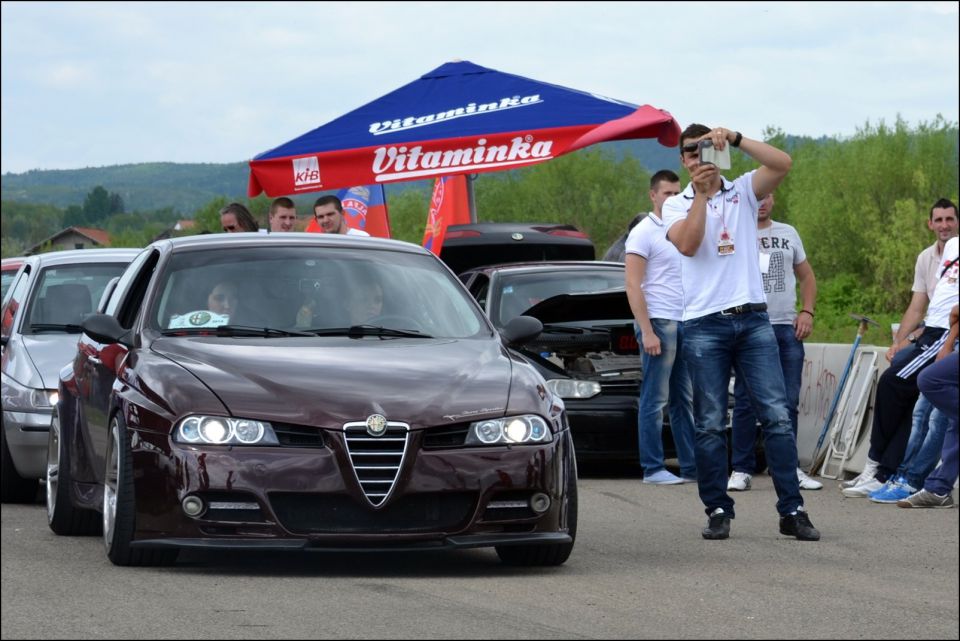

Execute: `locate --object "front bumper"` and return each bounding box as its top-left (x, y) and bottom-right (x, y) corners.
top-left (131, 532), bottom-right (573, 552)
top-left (2, 409), bottom-right (52, 479)
top-left (128, 425), bottom-right (576, 548)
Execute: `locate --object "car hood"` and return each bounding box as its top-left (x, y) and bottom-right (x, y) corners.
top-left (150, 336), bottom-right (514, 428)
top-left (16, 334), bottom-right (83, 389)
top-left (521, 290), bottom-right (633, 325)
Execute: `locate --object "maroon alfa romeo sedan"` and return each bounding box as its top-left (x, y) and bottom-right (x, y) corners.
top-left (47, 233), bottom-right (576, 567)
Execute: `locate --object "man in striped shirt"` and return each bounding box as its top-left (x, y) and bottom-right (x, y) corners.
top-left (844, 230), bottom-right (958, 497)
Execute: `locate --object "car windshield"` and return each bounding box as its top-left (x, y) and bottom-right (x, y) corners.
top-left (23, 263), bottom-right (130, 333)
top-left (1, 267), bottom-right (20, 300)
top-left (495, 268), bottom-right (625, 326)
top-left (150, 245), bottom-right (488, 339)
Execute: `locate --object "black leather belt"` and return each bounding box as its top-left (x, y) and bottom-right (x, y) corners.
top-left (719, 303), bottom-right (767, 315)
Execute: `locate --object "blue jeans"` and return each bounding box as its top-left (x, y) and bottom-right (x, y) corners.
top-left (730, 323), bottom-right (804, 473)
top-left (637, 319), bottom-right (697, 479)
top-left (918, 352), bottom-right (959, 496)
top-left (682, 311), bottom-right (803, 517)
top-left (897, 395), bottom-right (949, 489)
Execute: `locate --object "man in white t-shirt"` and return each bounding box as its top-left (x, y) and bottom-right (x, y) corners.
top-left (662, 123), bottom-right (819, 541)
top-left (313, 195), bottom-right (371, 237)
top-left (624, 169), bottom-right (696, 485)
top-left (727, 192), bottom-right (821, 492)
top-left (887, 199), bottom-right (958, 363)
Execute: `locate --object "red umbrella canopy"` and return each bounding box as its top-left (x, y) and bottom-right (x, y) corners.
top-left (248, 60), bottom-right (680, 197)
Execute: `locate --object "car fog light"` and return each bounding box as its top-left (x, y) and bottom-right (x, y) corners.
top-left (529, 493), bottom-right (551, 514)
top-left (182, 495), bottom-right (205, 517)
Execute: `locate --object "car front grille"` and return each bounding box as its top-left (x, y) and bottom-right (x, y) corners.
top-left (269, 492), bottom-right (477, 533)
top-left (272, 423), bottom-right (326, 448)
top-left (343, 421), bottom-right (408, 506)
top-left (421, 423), bottom-right (470, 449)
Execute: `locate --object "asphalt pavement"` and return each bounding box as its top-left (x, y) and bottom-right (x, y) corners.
top-left (2, 471), bottom-right (957, 639)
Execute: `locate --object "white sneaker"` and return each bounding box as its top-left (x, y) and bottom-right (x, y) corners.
top-left (841, 477), bottom-right (883, 497)
top-left (797, 468), bottom-right (823, 490)
top-left (839, 458), bottom-right (879, 489)
top-left (727, 471), bottom-right (752, 491)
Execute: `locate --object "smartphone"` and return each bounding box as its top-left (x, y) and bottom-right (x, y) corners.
top-left (699, 139), bottom-right (731, 170)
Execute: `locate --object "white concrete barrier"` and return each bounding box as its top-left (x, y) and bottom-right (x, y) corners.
top-left (796, 343), bottom-right (889, 473)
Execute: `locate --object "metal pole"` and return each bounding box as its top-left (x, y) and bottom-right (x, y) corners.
top-left (467, 173), bottom-right (478, 223)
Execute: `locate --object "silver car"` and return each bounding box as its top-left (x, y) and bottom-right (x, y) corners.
top-left (1, 248), bottom-right (138, 502)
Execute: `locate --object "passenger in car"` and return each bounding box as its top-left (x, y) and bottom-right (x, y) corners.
top-left (346, 282), bottom-right (384, 324)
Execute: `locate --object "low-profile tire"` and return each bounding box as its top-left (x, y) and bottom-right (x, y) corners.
top-left (1, 422), bottom-right (39, 503)
top-left (46, 409), bottom-right (100, 535)
top-left (103, 413), bottom-right (177, 567)
top-left (496, 473), bottom-right (578, 567)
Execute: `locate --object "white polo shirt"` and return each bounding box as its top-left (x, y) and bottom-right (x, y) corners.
top-left (661, 170), bottom-right (765, 321)
top-left (624, 212), bottom-right (684, 321)
top-left (925, 236), bottom-right (958, 329)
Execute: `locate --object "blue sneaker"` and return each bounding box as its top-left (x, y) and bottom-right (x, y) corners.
top-left (869, 476), bottom-right (917, 504)
top-left (643, 469), bottom-right (684, 485)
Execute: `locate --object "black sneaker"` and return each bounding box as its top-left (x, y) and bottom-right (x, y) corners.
top-left (702, 507), bottom-right (731, 540)
top-left (779, 507), bottom-right (820, 541)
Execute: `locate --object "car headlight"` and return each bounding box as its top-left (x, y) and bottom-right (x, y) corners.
top-left (1, 374), bottom-right (57, 411)
top-left (545, 379), bottom-right (601, 399)
top-left (174, 416), bottom-right (279, 446)
top-left (465, 415), bottom-right (552, 446)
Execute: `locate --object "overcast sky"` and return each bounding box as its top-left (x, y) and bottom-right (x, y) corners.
top-left (1, 1), bottom-right (957, 174)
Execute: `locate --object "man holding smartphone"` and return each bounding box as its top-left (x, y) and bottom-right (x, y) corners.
top-left (662, 124), bottom-right (819, 541)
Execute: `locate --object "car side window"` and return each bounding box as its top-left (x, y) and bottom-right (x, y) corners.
top-left (469, 274), bottom-right (490, 309)
top-left (116, 252), bottom-right (159, 330)
top-left (104, 249), bottom-right (157, 328)
top-left (1, 265), bottom-right (31, 338)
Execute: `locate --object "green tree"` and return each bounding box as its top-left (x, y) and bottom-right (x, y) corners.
top-left (82, 185), bottom-right (112, 224)
top-left (191, 196), bottom-right (230, 233)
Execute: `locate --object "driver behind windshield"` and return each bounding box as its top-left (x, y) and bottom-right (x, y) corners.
top-left (168, 280), bottom-right (238, 329)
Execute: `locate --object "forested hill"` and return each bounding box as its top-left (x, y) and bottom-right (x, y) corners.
top-left (0, 162), bottom-right (250, 214)
top-left (0, 139), bottom-right (682, 214)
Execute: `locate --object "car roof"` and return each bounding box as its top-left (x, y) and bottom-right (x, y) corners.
top-left (151, 232), bottom-right (432, 256)
top-left (20, 248), bottom-right (141, 268)
top-left (464, 260), bottom-right (624, 277)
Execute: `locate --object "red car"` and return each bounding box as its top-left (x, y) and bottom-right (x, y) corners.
top-left (49, 234), bottom-right (577, 567)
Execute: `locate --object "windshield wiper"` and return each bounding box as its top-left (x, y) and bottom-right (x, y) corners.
top-left (538, 326), bottom-right (598, 334)
top-left (159, 325), bottom-right (313, 337)
top-left (29, 323), bottom-right (83, 333)
top-left (216, 325), bottom-right (314, 337)
top-left (307, 325), bottom-right (432, 339)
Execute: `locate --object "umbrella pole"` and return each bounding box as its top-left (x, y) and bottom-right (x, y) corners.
top-left (467, 173), bottom-right (478, 223)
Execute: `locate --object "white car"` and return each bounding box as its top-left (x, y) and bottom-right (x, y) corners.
top-left (1, 248), bottom-right (138, 502)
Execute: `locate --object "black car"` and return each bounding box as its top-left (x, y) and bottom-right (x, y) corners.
top-left (458, 261), bottom-right (664, 464)
top-left (439, 223), bottom-right (595, 274)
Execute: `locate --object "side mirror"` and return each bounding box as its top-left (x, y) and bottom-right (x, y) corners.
top-left (81, 314), bottom-right (129, 346)
top-left (500, 315), bottom-right (543, 346)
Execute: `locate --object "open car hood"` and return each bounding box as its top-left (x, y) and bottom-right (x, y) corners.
top-left (521, 290), bottom-right (633, 325)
